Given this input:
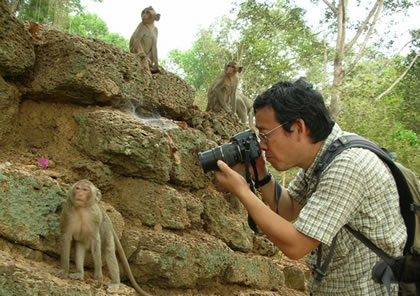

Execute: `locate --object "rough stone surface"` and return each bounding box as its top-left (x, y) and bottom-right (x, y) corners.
top-left (20, 29), bottom-right (151, 108)
top-left (0, 0), bottom-right (35, 77)
top-left (0, 76), bottom-right (20, 142)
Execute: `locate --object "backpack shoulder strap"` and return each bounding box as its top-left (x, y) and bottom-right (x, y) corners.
top-left (314, 134), bottom-right (416, 254)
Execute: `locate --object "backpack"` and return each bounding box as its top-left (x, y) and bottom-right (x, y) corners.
top-left (312, 134), bottom-right (420, 295)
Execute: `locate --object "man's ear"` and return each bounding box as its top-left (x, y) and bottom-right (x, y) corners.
top-left (293, 119), bottom-right (304, 132)
top-left (293, 118), bottom-right (310, 140)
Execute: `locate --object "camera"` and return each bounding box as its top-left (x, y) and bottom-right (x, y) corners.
top-left (198, 130), bottom-right (261, 173)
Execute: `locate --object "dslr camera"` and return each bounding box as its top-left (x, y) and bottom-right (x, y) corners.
top-left (198, 130), bottom-right (261, 173)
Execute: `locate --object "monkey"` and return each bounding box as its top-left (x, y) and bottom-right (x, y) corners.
top-left (58, 179), bottom-right (152, 296)
top-left (206, 61), bottom-right (243, 116)
top-left (236, 93), bottom-right (254, 127)
top-left (129, 6), bottom-right (160, 74)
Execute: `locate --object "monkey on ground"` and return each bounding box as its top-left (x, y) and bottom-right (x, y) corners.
top-left (206, 61), bottom-right (243, 116)
top-left (236, 93), bottom-right (254, 127)
top-left (129, 6), bottom-right (160, 74)
top-left (58, 179), bottom-right (152, 296)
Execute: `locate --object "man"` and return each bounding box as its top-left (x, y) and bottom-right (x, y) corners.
top-left (215, 78), bottom-right (406, 295)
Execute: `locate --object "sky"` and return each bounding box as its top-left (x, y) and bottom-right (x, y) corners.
top-left (81, 0), bottom-right (419, 59)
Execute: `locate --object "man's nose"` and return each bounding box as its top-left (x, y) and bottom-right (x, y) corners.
top-left (259, 141), bottom-right (268, 151)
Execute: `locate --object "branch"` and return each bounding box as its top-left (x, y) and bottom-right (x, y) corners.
top-left (370, 39), bottom-right (416, 97)
top-left (344, 0), bottom-right (383, 76)
top-left (345, 0), bottom-right (383, 53)
top-left (374, 53), bottom-right (419, 103)
top-left (322, 36), bottom-right (329, 90)
top-left (322, 0), bottom-right (338, 15)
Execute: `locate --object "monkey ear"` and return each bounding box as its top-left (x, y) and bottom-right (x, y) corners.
top-left (155, 13), bottom-right (161, 21)
top-left (67, 187), bottom-right (73, 200)
top-left (95, 190), bottom-right (102, 202)
top-left (238, 66), bottom-right (243, 73)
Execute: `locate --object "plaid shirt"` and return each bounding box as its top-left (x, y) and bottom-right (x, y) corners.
top-left (288, 123), bottom-right (406, 295)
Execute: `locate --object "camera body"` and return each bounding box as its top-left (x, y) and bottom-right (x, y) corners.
top-left (198, 130), bottom-right (261, 173)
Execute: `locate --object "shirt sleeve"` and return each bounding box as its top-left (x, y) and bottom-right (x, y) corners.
top-left (287, 168), bottom-right (308, 205)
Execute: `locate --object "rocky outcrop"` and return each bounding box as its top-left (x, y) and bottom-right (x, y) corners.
top-left (0, 0), bottom-right (35, 77)
top-left (0, 1), bottom-right (308, 295)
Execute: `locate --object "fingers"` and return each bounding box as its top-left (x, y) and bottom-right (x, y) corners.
top-left (217, 160), bottom-right (229, 171)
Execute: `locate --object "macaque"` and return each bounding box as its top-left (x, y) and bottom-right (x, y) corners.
top-left (206, 61), bottom-right (243, 115)
top-left (236, 93), bottom-right (254, 127)
top-left (58, 180), bottom-right (151, 296)
top-left (129, 6), bottom-right (160, 74)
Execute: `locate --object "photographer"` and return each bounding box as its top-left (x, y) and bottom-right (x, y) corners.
top-left (214, 78), bottom-right (406, 295)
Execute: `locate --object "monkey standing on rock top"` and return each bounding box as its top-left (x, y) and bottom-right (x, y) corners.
top-left (57, 179), bottom-right (152, 296)
top-left (206, 61), bottom-right (243, 116)
top-left (129, 6), bottom-right (160, 74)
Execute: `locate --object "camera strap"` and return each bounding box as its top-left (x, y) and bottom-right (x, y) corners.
top-left (243, 148), bottom-right (265, 235)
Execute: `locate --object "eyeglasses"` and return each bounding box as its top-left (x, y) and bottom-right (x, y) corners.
top-left (258, 122), bottom-right (288, 143)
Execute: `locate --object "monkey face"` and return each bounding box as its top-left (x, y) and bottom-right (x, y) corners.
top-left (225, 62), bottom-right (243, 76)
top-left (72, 182), bottom-right (93, 207)
top-left (226, 64), bottom-right (237, 75)
top-left (141, 7), bottom-right (160, 23)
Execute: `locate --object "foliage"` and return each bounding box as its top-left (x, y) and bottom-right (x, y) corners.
top-left (166, 0), bottom-right (323, 99)
top-left (9, 0), bottom-right (128, 50)
top-left (390, 50), bottom-right (420, 134)
top-left (306, 0), bottom-right (415, 119)
top-left (12, 0), bottom-right (84, 30)
top-left (68, 13), bottom-right (128, 50)
top-left (166, 28), bottom-right (231, 93)
top-left (231, 0), bottom-right (323, 95)
top-left (338, 53), bottom-right (420, 174)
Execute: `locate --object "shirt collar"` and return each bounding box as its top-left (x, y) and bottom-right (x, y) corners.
top-left (304, 123), bottom-right (343, 178)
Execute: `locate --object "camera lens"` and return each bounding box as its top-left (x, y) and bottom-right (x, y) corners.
top-left (198, 143), bottom-right (242, 173)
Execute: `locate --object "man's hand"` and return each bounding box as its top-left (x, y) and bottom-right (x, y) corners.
top-left (215, 160), bottom-right (250, 198)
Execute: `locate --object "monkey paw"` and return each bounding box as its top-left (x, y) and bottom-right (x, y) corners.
top-left (106, 283), bottom-right (120, 293)
top-left (69, 272), bottom-right (84, 280)
top-left (94, 272), bottom-right (103, 283)
top-left (55, 270), bottom-right (69, 279)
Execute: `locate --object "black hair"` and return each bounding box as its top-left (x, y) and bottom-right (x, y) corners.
top-left (253, 77), bottom-right (334, 143)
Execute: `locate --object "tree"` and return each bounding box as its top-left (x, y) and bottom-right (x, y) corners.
top-left (166, 0), bottom-right (322, 100)
top-left (310, 0), bottom-right (414, 119)
top-left (166, 27), bottom-right (231, 93)
top-left (8, 0), bottom-right (128, 50)
top-left (68, 12), bottom-right (128, 50)
top-left (11, 0), bottom-right (84, 31)
top-left (230, 0), bottom-right (324, 96)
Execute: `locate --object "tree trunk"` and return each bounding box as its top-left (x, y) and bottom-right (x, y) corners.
top-left (330, 74), bottom-right (344, 120)
top-left (328, 0), bottom-right (346, 120)
top-left (9, 0), bottom-right (24, 14)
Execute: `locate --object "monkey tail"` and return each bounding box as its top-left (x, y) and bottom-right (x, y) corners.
top-left (112, 228), bottom-right (153, 296)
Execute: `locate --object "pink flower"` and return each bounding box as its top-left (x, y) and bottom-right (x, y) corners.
top-left (37, 158), bottom-right (49, 169)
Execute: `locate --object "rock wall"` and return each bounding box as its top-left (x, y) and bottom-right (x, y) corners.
top-left (0, 1), bottom-right (308, 295)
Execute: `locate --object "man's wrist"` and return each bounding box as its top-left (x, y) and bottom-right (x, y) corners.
top-left (255, 172), bottom-right (272, 188)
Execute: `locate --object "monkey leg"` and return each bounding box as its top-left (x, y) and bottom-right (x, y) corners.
top-left (57, 233), bottom-right (72, 278)
top-left (91, 235), bottom-right (104, 284)
top-left (69, 242), bottom-right (87, 280)
top-left (104, 233), bottom-right (120, 293)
